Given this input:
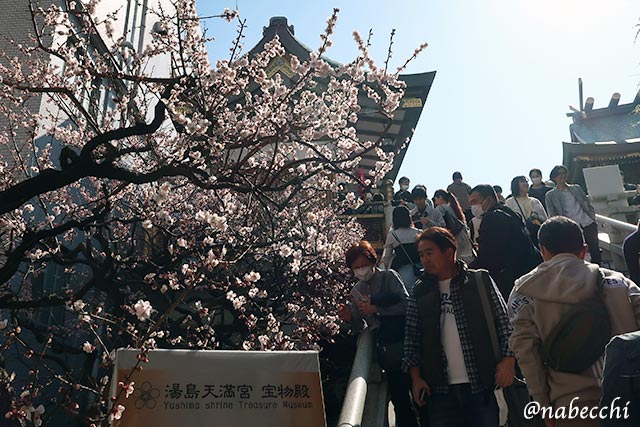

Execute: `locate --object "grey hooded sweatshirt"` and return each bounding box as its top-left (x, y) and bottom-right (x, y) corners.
top-left (508, 253), bottom-right (640, 408)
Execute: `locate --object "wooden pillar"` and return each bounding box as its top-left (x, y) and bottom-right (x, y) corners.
top-left (382, 179), bottom-right (394, 236)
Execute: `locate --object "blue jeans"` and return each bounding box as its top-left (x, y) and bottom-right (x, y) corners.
top-left (426, 383), bottom-right (498, 427)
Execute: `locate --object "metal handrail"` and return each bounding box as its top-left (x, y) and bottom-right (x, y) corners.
top-left (596, 214), bottom-right (637, 234)
top-left (336, 327), bottom-right (375, 427)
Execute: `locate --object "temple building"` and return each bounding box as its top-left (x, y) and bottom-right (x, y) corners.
top-left (564, 87), bottom-right (640, 188)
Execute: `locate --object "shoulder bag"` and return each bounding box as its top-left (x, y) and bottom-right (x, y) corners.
top-left (475, 271), bottom-right (545, 427)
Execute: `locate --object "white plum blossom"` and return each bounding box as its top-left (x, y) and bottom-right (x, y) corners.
top-left (82, 342), bottom-right (95, 353)
top-left (72, 300), bottom-right (86, 312)
top-left (20, 405), bottom-right (45, 427)
top-left (244, 271), bottom-right (261, 282)
top-left (279, 245), bottom-right (293, 258)
top-left (181, 264), bottom-right (189, 275)
top-left (123, 381), bottom-right (135, 398)
top-left (109, 405), bottom-right (125, 422)
top-left (258, 335), bottom-right (270, 349)
top-left (207, 213), bottom-right (228, 232)
top-left (233, 296), bottom-right (247, 310)
top-left (205, 250), bottom-right (219, 268)
top-left (141, 337), bottom-right (156, 350)
top-left (133, 300), bottom-right (153, 321)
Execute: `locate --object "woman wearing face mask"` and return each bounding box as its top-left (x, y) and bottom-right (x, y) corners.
top-left (505, 176), bottom-right (548, 246)
top-left (528, 168), bottom-right (552, 210)
top-left (338, 241), bottom-right (419, 427)
top-left (393, 176), bottom-right (414, 208)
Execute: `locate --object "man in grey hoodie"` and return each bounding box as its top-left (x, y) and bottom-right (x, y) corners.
top-left (508, 216), bottom-right (640, 427)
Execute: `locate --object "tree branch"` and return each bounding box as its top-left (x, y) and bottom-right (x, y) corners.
top-left (0, 94), bottom-right (169, 215)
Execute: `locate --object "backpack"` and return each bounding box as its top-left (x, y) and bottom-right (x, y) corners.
top-left (497, 206), bottom-right (543, 271)
top-left (442, 207), bottom-right (465, 236)
top-left (540, 269), bottom-right (612, 373)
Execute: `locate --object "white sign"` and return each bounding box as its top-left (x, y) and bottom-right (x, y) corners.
top-left (583, 165), bottom-right (625, 200)
top-left (111, 349), bottom-right (326, 427)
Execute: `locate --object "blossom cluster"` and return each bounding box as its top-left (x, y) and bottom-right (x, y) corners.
top-left (0, 1), bottom-right (426, 425)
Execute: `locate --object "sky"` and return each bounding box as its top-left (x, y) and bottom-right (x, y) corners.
top-left (195, 0), bottom-right (640, 194)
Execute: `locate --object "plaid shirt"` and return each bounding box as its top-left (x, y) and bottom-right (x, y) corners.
top-left (403, 262), bottom-right (514, 394)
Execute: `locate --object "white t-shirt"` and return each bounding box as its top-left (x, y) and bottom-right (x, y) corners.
top-left (439, 278), bottom-right (470, 385)
top-left (560, 189), bottom-right (593, 227)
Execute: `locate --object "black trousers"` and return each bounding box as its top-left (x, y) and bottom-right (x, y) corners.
top-left (582, 221), bottom-right (602, 265)
top-left (623, 230), bottom-right (640, 284)
top-left (387, 370), bottom-right (419, 427)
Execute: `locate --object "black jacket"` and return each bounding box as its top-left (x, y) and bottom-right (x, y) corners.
top-left (472, 205), bottom-right (542, 299)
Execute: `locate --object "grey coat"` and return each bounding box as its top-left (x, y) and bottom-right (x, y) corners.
top-left (544, 184), bottom-right (596, 222)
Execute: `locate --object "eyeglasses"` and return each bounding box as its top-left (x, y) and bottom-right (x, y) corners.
top-left (556, 172), bottom-right (567, 177)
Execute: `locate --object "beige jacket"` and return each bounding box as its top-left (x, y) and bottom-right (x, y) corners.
top-left (508, 254), bottom-right (640, 408)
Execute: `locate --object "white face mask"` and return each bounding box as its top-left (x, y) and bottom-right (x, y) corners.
top-left (471, 204), bottom-right (485, 219)
top-left (400, 184), bottom-right (409, 191)
top-left (531, 177), bottom-right (542, 185)
top-left (353, 266), bottom-right (375, 281)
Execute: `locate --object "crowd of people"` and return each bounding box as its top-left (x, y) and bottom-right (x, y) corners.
top-left (337, 167), bottom-right (640, 427)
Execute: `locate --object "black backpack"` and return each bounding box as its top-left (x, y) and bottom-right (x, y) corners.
top-left (540, 269), bottom-right (612, 373)
top-left (442, 208), bottom-right (465, 236)
top-left (497, 205), bottom-right (543, 271)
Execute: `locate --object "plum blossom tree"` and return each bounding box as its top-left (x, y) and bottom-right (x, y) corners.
top-left (0, 0), bottom-right (426, 425)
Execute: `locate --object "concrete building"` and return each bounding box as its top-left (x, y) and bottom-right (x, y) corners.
top-left (0, 2), bottom-right (175, 424)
